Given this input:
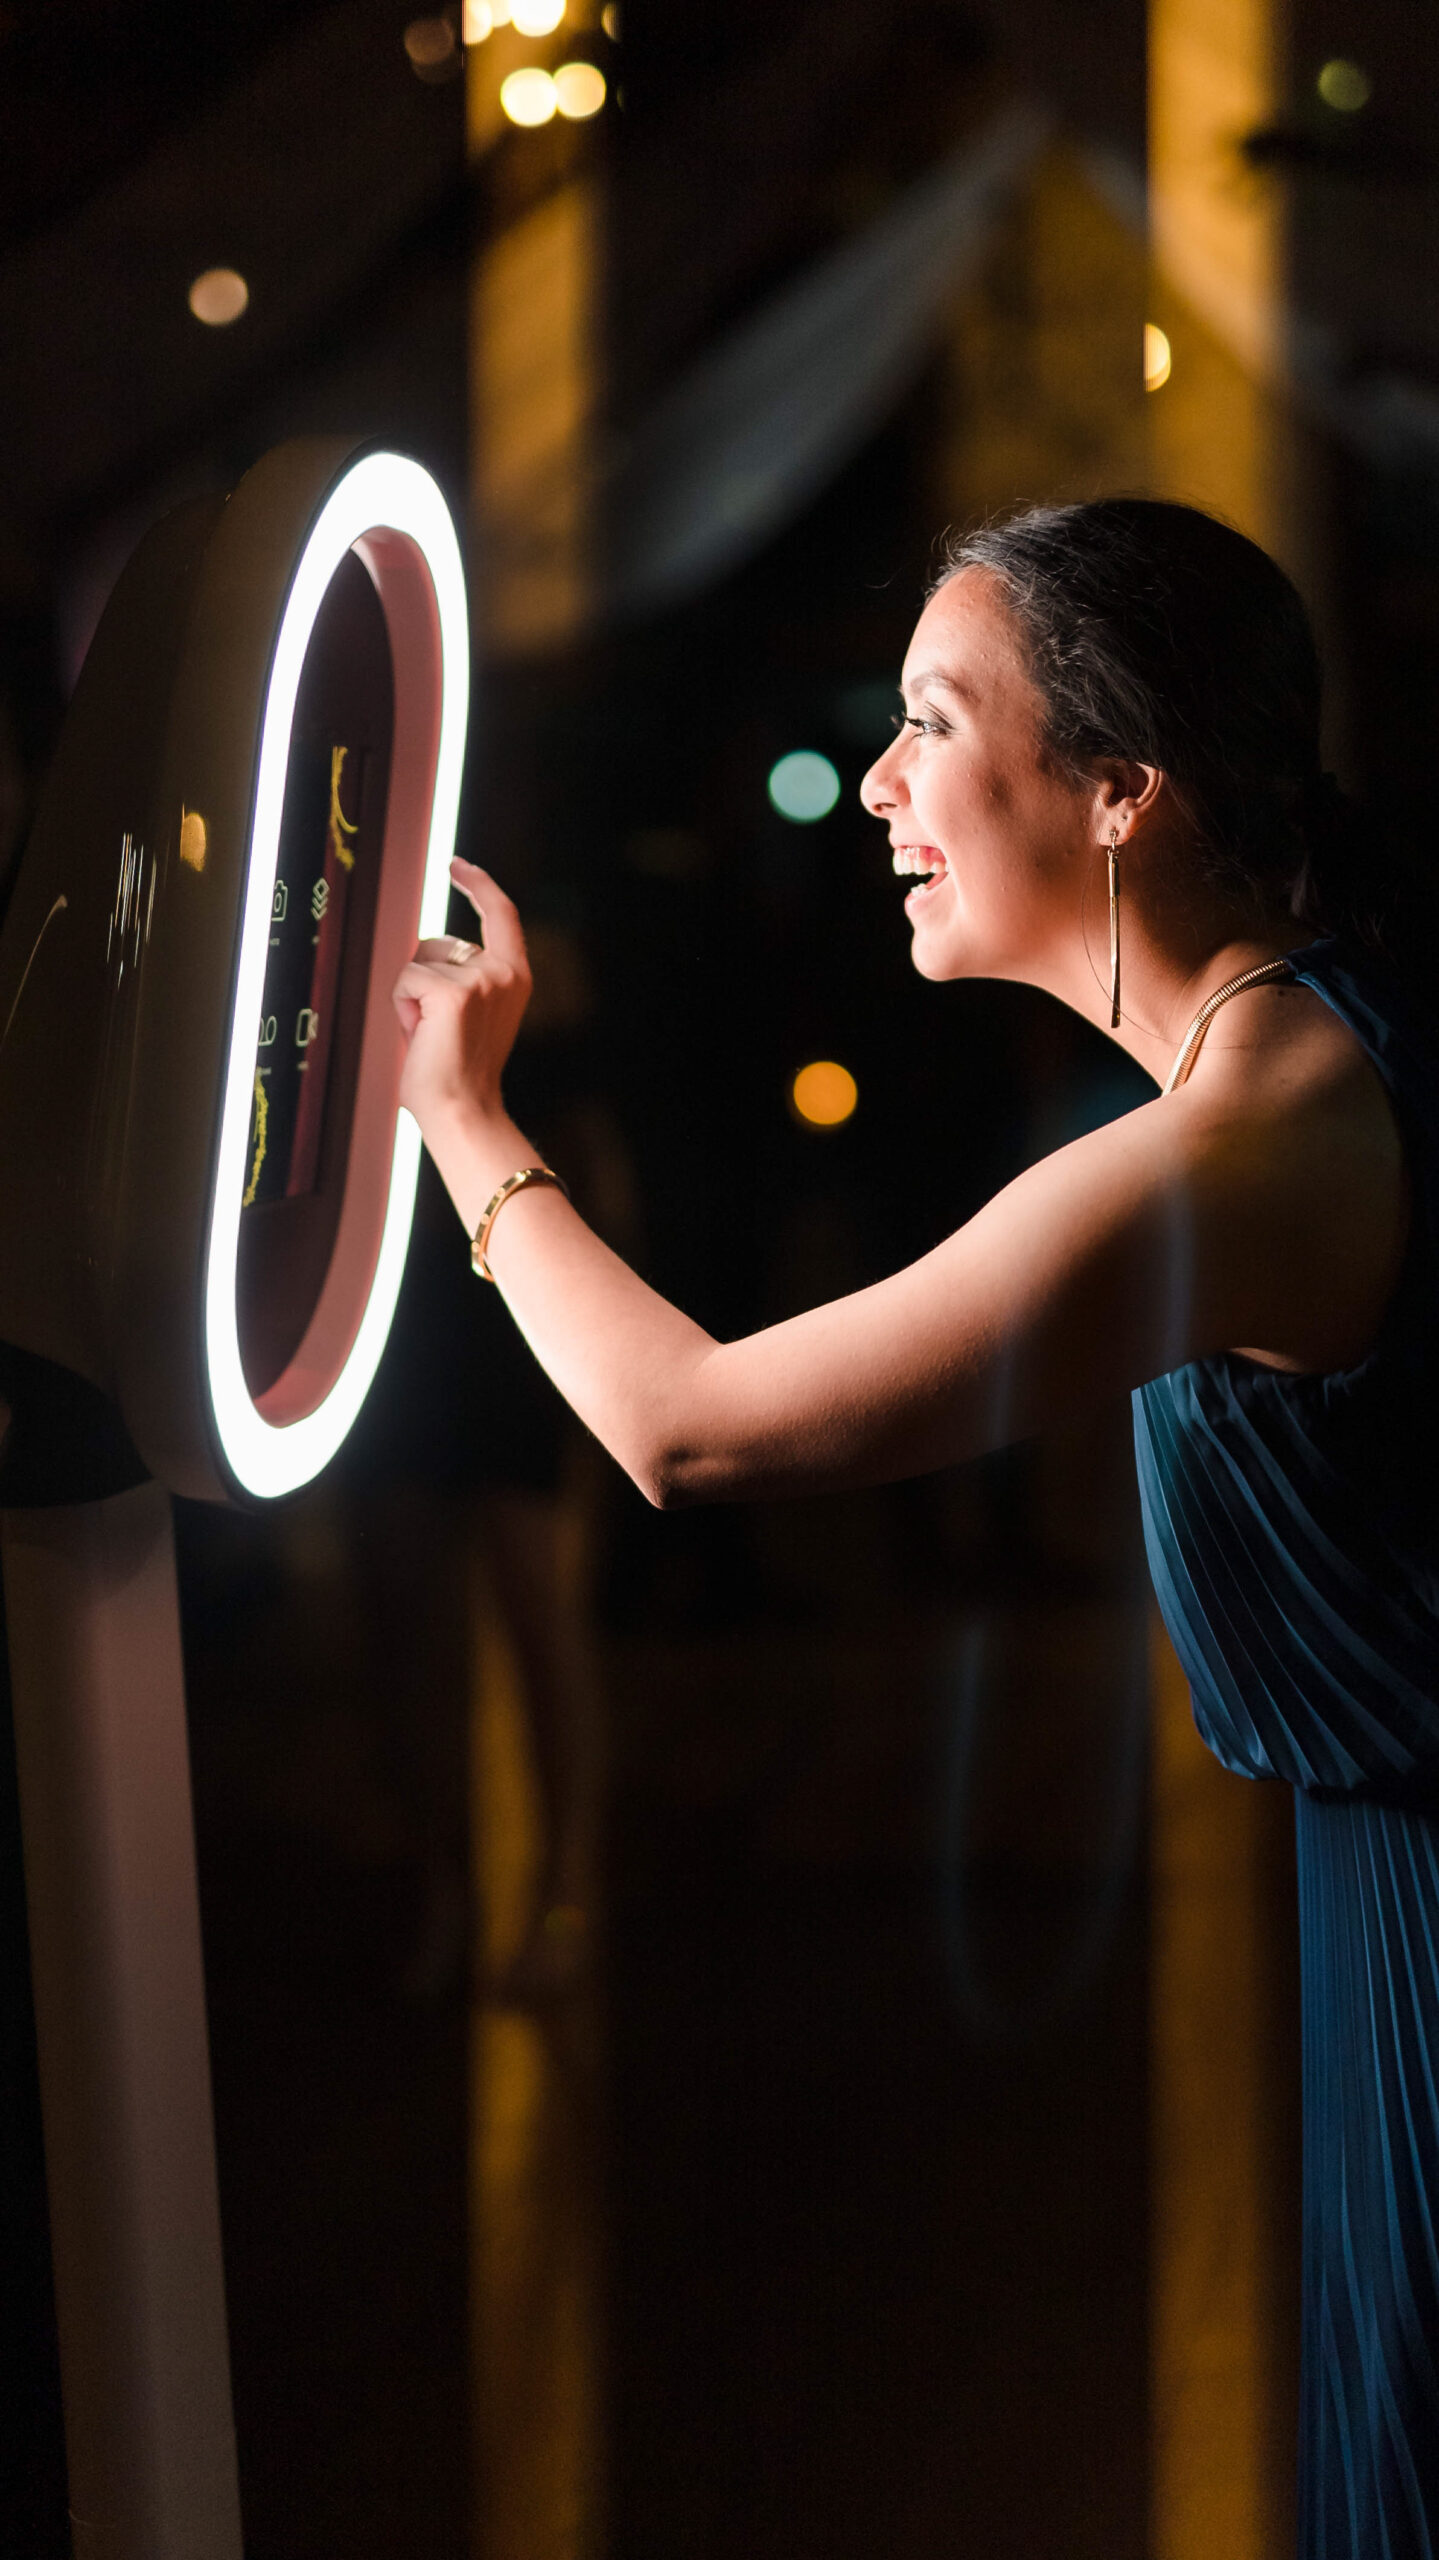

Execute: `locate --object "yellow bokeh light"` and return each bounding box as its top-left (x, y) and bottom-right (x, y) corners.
top-left (555, 60), bottom-right (605, 118)
top-left (601, 2), bottom-right (619, 34)
top-left (512, 0), bottom-right (565, 31)
top-left (1317, 58), bottom-right (1371, 111)
top-left (1143, 322), bottom-right (1172, 392)
top-left (188, 267), bottom-right (249, 327)
top-left (791, 1061), bottom-right (858, 1129)
top-left (462, 0), bottom-right (494, 39)
top-left (500, 64), bottom-right (558, 124)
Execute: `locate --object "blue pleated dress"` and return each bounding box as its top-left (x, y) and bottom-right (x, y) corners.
top-left (1133, 939), bottom-right (1439, 2558)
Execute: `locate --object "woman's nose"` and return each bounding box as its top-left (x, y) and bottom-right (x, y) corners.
top-left (860, 741), bottom-right (902, 816)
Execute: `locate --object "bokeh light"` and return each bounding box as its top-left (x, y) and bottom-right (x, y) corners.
top-left (1317, 58), bottom-right (1371, 111)
top-left (601, 2), bottom-right (619, 33)
top-left (791, 1061), bottom-right (859, 1129)
top-left (462, 0), bottom-right (494, 40)
top-left (1143, 323), bottom-right (1172, 392)
top-left (403, 14), bottom-right (457, 69)
top-left (767, 750), bottom-right (841, 822)
top-left (555, 61), bottom-right (606, 118)
top-left (512, 0), bottom-right (565, 32)
top-left (500, 65), bottom-right (559, 124)
top-left (188, 268), bottom-right (250, 327)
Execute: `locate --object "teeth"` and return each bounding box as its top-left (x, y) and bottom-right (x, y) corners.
top-left (892, 847), bottom-right (944, 879)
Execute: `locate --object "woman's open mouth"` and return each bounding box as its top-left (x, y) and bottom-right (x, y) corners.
top-left (892, 845), bottom-right (949, 911)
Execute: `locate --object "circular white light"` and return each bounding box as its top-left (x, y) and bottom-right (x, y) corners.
top-left (203, 452), bottom-right (469, 1501)
top-left (512, 0), bottom-right (565, 30)
top-left (462, 0), bottom-right (493, 38)
top-left (500, 65), bottom-right (558, 124)
top-left (767, 750), bottom-right (841, 823)
top-left (1143, 322), bottom-right (1172, 392)
top-left (555, 60), bottom-right (605, 117)
top-left (188, 268), bottom-right (249, 327)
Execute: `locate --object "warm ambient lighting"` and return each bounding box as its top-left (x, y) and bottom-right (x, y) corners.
top-left (1317, 58), bottom-right (1371, 111)
top-left (1143, 322), bottom-right (1172, 392)
top-left (791, 1061), bottom-right (859, 1129)
top-left (188, 268), bottom-right (249, 327)
top-left (555, 60), bottom-right (605, 117)
top-left (768, 750), bottom-right (841, 822)
top-left (462, 0), bottom-right (493, 38)
top-left (204, 451), bottom-right (468, 1501)
top-left (500, 64), bottom-right (558, 123)
top-left (601, 2), bottom-right (619, 33)
top-left (511, 0), bottom-right (565, 31)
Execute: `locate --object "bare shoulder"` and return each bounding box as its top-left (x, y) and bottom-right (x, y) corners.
top-left (949, 975), bottom-right (1408, 1389)
top-left (1149, 976), bottom-right (1409, 1373)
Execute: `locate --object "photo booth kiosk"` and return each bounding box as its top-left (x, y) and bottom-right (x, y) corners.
top-left (0, 438), bottom-right (468, 2558)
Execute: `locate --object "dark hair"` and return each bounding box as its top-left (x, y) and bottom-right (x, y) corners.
top-left (934, 498), bottom-right (1381, 947)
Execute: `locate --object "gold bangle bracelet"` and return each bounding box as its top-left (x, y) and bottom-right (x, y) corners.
top-left (470, 1165), bottom-right (569, 1280)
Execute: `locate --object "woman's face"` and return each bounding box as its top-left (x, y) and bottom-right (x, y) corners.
top-left (860, 568), bottom-right (1094, 986)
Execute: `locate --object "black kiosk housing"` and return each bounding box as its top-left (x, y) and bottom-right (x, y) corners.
top-left (0, 438), bottom-right (468, 2560)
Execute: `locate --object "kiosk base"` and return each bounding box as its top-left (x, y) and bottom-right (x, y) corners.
top-left (1, 1483), bottom-right (243, 2560)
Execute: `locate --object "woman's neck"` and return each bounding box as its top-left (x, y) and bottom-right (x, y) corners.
top-left (1033, 887), bottom-right (1317, 1087)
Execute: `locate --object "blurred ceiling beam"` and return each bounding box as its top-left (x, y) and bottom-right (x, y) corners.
top-left (604, 106), bottom-right (1052, 627)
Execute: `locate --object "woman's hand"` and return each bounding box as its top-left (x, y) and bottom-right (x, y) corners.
top-left (393, 858), bottom-right (531, 1141)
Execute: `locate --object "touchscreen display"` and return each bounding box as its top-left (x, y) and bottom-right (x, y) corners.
top-left (243, 737), bottom-right (366, 1209)
top-left (235, 546), bottom-right (391, 1402)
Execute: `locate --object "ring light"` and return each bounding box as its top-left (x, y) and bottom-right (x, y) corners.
top-left (0, 435), bottom-right (470, 1507)
top-left (202, 452), bottom-right (468, 1498)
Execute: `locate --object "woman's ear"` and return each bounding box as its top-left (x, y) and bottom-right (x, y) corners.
top-left (1090, 758), bottom-right (1165, 841)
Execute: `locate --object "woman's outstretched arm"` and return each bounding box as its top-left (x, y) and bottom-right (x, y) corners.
top-left (394, 863), bottom-right (1405, 1509)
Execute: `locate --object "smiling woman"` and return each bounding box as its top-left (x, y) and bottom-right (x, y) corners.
top-left (864, 579), bottom-right (1102, 993)
top-left (394, 497), bottom-right (1439, 2560)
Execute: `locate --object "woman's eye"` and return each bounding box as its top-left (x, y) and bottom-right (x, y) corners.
top-left (903, 713), bottom-right (944, 737)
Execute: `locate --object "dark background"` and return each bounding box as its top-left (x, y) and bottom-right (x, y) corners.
top-left (0, 2), bottom-right (1436, 2553)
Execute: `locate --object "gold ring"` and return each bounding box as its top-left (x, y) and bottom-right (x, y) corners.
top-left (443, 938), bottom-right (479, 964)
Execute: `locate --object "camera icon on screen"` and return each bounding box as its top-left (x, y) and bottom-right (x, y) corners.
top-left (271, 881), bottom-right (288, 923)
top-left (296, 1007), bottom-right (319, 1048)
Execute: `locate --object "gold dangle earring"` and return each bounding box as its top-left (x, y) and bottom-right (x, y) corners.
top-left (1107, 831), bottom-right (1122, 1028)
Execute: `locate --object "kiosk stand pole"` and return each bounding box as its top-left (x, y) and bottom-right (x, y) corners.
top-left (1, 1481), bottom-right (244, 2560)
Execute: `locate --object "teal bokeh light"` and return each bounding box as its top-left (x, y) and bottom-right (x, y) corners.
top-left (767, 749), bottom-right (841, 823)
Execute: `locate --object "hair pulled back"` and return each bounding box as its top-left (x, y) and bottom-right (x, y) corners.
top-left (935, 499), bottom-right (1377, 946)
